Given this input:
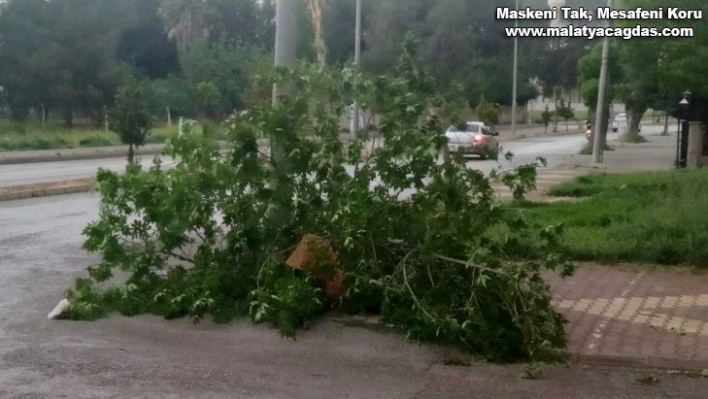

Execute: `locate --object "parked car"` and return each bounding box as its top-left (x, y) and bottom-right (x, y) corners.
top-left (612, 113), bottom-right (641, 133)
top-left (445, 121), bottom-right (500, 159)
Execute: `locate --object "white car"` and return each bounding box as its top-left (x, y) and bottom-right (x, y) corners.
top-left (445, 121), bottom-right (500, 159)
top-left (612, 113), bottom-right (641, 133)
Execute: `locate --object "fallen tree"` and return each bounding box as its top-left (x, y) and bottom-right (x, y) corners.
top-left (61, 54), bottom-right (573, 362)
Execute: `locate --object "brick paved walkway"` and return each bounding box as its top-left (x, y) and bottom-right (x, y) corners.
top-left (546, 264), bottom-right (708, 370)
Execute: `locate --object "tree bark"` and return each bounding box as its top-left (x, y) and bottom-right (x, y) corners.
top-left (600, 110), bottom-right (612, 151)
top-left (306, 0), bottom-right (327, 68)
top-left (621, 107), bottom-right (645, 142)
top-left (64, 103), bottom-right (73, 129)
top-left (128, 143), bottom-right (134, 164)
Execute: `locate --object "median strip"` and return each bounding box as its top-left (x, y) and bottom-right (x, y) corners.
top-left (0, 178), bottom-right (96, 202)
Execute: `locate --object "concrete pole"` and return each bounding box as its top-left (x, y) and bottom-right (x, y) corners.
top-left (511, 0), bottom-right (519, 135)
top-left (592, 0), bottom-right (613, 164)
top-left (270, 0), bottom-right (298, 225)
top-left (350, 0), bottom-right (362, 137)
top-left (272, 0), bottom-right (298, 106)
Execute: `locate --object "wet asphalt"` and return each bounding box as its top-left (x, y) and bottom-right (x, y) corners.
top-left (2, 128), bottom-right (705, 398)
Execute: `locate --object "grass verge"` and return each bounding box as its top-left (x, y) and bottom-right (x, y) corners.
top-left (0, 119), bottom-right (225, 152)
top-left (517, 169), bottom-right (708, 266)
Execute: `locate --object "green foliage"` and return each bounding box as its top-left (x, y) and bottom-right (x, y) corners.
top-left (619, 0), bottom-right (708, 106)
top-left (195, 82), bottom-right (222, 119)
top-left (0, 0), bottom-right (141, 127)
top-left (556, 97), bottom-right (574, 131)
top-left (0, 121), bottom-right (176, 152)
top-left (577, 43), bottom-right (623, 111)
top-left (109, 84), bottom-right (151, 163)
top-left (476, 95), bottom-right (499, 127)
top-left (531, 170), bottom-right (708, 266)
top-left (146, 76), bottom-right (196, 120)
top-left (67, 54), bottom-right (573, 362)
top-left (541, 106), bottom-right (553, 134)
top-left (180, 40), bottom-right (270, 114)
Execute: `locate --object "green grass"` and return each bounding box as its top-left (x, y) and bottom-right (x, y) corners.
top-left (519, 170), bottom-right (708, 266)
top-left (0, 119), bottom-right (182, 152)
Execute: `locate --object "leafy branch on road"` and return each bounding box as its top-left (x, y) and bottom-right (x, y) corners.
top-left (63, 41), bottom-right (574, 362)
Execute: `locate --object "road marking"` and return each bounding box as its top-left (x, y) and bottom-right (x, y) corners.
top-left (585, 272), bottom-right (645, 351)
top-left (554, 291), bottom-right (708, 337)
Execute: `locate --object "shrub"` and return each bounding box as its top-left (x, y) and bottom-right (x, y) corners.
top-left (79, 137), bottom-right (114, 148)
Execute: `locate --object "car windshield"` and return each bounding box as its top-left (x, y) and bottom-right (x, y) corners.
top-left (465, 124), bottom-right (481, 133)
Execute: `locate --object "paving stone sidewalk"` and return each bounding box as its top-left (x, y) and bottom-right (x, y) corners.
top-left (546, 264), bottom-right (708, 370)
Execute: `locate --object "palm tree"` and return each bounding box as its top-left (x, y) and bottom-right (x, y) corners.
top-left (159, 0), bottom-right (209, 52)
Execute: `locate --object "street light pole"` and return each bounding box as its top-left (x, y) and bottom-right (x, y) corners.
top-left (511, 0), bottom-right (519, 136)
top-left (592, 0), bottom-right (613, 164)
top-left (351, 0), bottom-right (362, 137)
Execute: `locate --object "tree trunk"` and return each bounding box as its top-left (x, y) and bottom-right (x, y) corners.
top-left (128, 143), bottom-right (134, 164)
top-left (662, 113), bottom-right (669, 135)
top-left (600, 111), bottom-right (612, 151)
top-left (621, 108), bottom-right (645, 142)
top-left (64, 103), bottom-right (73, 129)
top-left (552, 96), bottom-right (558, 133)
top-left (306, 0), bottom-right (327, 68)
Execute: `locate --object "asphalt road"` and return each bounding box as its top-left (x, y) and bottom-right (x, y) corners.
top-left (4, 125), bottom-right (700, 398)
top-left (0, 190), bottom-right (705, 397)
top-left (0, 132), bottom-right (599, 188)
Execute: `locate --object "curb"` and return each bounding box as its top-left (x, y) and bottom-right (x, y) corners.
top-left (0, 140), bottom-right (271, 166)
top-left (499, 129), bottom-right (584, 142)
top-left (0, 146), bottom-right (166, 166)
top-left (571, 353), bottom-right (708, 372)
top-left (0, 178), bottom-right (96, 202)
top-left (329, 314), bottom-right (708, 372)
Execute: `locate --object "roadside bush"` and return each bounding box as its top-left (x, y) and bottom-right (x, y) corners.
top-left (79, 137), bottom-right (114, 147)
top-left (0, 136), bottom-right (69, 151)
top-left (63, 61), bottom-right (573, 362)
top-left (143, 135), bottom-right (168, 144)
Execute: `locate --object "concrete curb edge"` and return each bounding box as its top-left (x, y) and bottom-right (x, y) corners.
top-left (0, 178), bottom-right (96, 202)
top-left (571, 353), bottom-right (708, 372)
top-left (328, 314), bottom-right (708, 372)
top-left (0, 148), bottom-right (166, 166)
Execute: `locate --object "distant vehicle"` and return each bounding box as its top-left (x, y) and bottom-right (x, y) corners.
top-left (444, 121), bottom-right (500, 160)
top-left (612, 113), bottom-right (641, 133)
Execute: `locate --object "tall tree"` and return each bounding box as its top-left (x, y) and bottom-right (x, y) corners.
top-left (117, 0), bottom-right (180, 80)
top-left (620, 0), bottom-right (708, 123)
top-left (577, 42), bottom-right (623, 148)
top-left (0, 0), bottom-right (138, 126)
top-left (0, 0), bottom-right (54, 120)
top-left (110, 83), bottom-right (151, 164)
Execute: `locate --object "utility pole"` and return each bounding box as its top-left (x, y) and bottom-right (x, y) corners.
top-left (511, 0), bottom-right (519, 135)
top-left (592, 0), bottom-right (612, 164)
top-left (272, 0), bottom-right (298, 156)
top-left (271, 0), bottom-right (298, 225)
top-left (273, 0), bottom-right (298, 106)
top-left (350, 0), bottom-right (362, 138)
